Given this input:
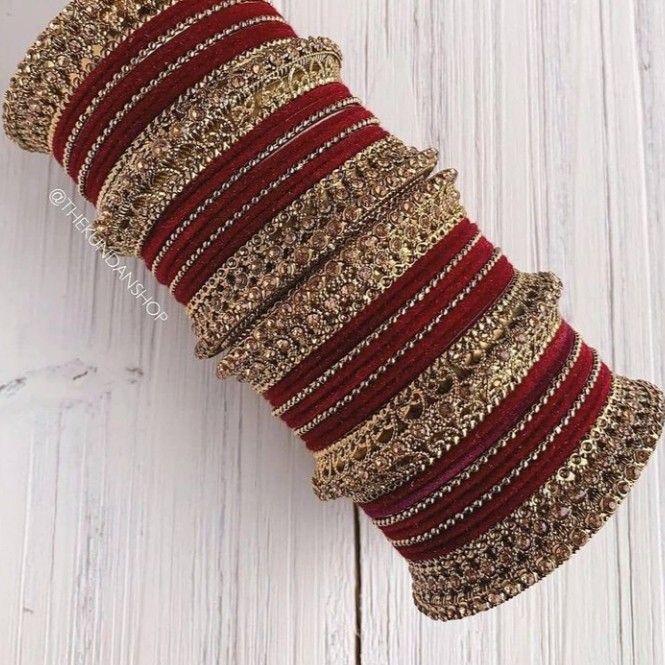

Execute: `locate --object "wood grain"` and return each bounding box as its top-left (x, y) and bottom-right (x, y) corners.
top-left (0, 1), bottom-right (663, 663)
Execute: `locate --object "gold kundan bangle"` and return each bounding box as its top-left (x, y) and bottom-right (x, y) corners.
top-left (218, 170), bottom-right (465, 390)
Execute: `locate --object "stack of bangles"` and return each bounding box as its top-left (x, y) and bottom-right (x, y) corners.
top-left (4, 0), bottom-right (664, 621)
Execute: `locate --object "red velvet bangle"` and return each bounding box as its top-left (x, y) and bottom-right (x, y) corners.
top-left (282, 239), bottom-right (496, 430)
top-left (303, 257), bottom-right (516, 451)
top-left (160, 103), bottom-right (375, 279)
top-left (142, 81), bottom-right (354, 270)
top-left (361, 321), bottom-right (575, 518)
top-left (382, 328), bottom-right (584, 541)
top-left (266, 219), bottom-right (479, 408)
top-left (401, 363), bottom-right (613, 561)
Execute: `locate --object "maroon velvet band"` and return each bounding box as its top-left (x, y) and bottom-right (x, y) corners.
top-left (382, 329), bottom-right (585, 541)
top-left (176, 126), bottom-right (387, 304)
top-left (400, 363), bottom-right (613, 561)
top-left (361, 321), bottom-right (575, 518)
top-left (169, 108), bottom-right (383, 302)
top-left (142, 81), bottom-right (354, 271)
top-left (304, 257), bottom-right (516, 451)
top-left (52, 0), bottom-right (244, 163)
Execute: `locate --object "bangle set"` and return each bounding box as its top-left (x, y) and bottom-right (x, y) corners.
top-left (4, 0), bottom-right (664, 621)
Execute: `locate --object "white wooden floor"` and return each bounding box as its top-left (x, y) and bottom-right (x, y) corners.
top-left (1, 1), bottom-right (664, 663)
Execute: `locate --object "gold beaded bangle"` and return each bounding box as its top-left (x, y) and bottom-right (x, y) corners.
top-left (3, 0), bottom-right (183, 153)
top-left (96, 37), bottom-right (344, 256)
top-left (153, 95), bottom-right (364, 275)
top-left (293, 248), bottom-right (504, 437)
top-left (96, 36), bottom-right (299, 206)
top-left (59, 0), bottom-right (252, 166)
top-left (217, 170), bottom-right (465, 391)
top-left (202, 169), bottom-right (433, 359)
top-left (188, 137), bottom-right (439, 358)
top-left (410, 377), bottom-right (664, 621)
top-left (75, 13), bottom-right (289, 190)
top-left (312, 271), bottom-right (564, 502)
top-left (274, 230), bottom-right (483, 418)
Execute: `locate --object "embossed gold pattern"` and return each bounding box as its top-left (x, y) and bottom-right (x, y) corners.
top-left (3, 0), bottom-right (185, 152)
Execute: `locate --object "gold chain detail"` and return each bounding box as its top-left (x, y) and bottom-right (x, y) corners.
top-left (59, 0), bottom-right (250, 165)
top-left (391, 351), bottom-right (602, 547)
top-left (76, 14), bottom-right (289, 192)
top-left (294, 247), bottom-right (503, 436)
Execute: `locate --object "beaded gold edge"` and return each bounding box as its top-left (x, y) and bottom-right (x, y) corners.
top-left (77, 14), bottom-right (291, 195)
top-left (60, 0), bottom-right (254, 169)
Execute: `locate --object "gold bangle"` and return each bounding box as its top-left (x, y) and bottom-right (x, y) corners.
top-left (96, 37), bottom-right (343, 256)
top-left (217, 170), bottom-right (465, 391)
top-left (59, 0), bottom-right (253, 167)
top-left (390, 350), bottom-right (602, 547)
top-left (167, 116), bottom-right (381, 294)
top-left (294, 248), bottom-right (505, 437)
top-left (75, 14), bottom-right (289, 190)
top-left (188, 137), bottom-right (439, 358)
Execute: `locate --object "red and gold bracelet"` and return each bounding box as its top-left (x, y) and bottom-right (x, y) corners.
top-left (4, 0), bottom-right (664, 621)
